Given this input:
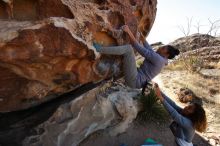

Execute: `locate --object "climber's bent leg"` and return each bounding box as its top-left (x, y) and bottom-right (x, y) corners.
top-left (100, 44), bottom-right (137, 88)
top-left (99, 44), bottom-right (134, 55)
top-left (123, 45), bottom-right (138, 88)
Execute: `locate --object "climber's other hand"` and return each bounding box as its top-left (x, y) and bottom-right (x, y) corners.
top-left (153, 83), bottom-right (163, 101)
top-left (121, 25), bottom-right (130, 33)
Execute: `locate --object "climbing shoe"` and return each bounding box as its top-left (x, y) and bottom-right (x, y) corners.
top-left (93, 42), bottom-right (102, 52)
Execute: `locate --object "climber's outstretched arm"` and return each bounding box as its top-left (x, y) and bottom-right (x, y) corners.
top-left (143, 40), bottom-right (152, 50)
top-left (121, 25), bottom-right (138, 44)
top-left (138, 33), bottom-right (152, 50)
top-left (122, 25), bottom-right (159, 64)
top-left (122, 25), bottom-right (147, 56)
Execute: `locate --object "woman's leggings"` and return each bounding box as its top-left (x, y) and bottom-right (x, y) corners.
top-left (99, 44), bottom-right (138, 88)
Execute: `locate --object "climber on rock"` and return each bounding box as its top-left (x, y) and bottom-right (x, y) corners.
top-left (93, 25), bottom-right (180, 89)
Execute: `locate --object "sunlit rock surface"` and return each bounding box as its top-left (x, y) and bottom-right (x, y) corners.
top-left (0, 0), bottom-right (157, 112)
top-left (22, 83), bottom-right (141, 146)
top-left (170, 34), bottom-right (220, 52)
top-left (170, 34), bottom-right (220, 67)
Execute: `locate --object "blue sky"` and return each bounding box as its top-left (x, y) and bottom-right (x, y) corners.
top-left (147, 0), bottom-right (220, 43)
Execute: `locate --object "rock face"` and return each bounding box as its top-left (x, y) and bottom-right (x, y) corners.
top-left (171, 34), bottom-right (220, 52)
top-left (0, 0), bottom-right (157, 112)
top-left (177, 88), bottom-right (195, 103)
top-left (22, 83), bottom-right (141, 146)
top-left (171, 34), bottom-right (220, 69)
top-left (177, 87), bottom-right (205, 105)
top-left (182, 46), bottom-right (220, 63)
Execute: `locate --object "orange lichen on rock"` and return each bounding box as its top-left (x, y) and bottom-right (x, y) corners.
top-left (0, 0), bottom-right (157, 112)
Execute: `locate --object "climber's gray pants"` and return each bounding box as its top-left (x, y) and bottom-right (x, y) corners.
top-left (99, 45), bottom-right (137, 88)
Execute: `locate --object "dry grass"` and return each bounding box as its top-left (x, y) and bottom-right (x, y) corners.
top-left (165, 55), bottom-right (205, 72)
top-left (161, 70), bottom-right (220, 104)
top-left (164, 60), bottom-right (185, 71)
top-left (137, 89), bottom-right (168, 123)
top-left (217, 61), bottom-right (220, 69)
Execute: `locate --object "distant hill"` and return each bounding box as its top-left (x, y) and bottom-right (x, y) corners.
top-left (170, 33), bottom-right (220, 52)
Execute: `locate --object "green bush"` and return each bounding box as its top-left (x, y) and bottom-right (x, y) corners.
top-left (137, 89), bottom-right (168, 123)
top-left (136, 59), bottom-right (144, 68)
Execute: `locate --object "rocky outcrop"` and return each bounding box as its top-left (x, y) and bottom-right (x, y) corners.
top-left (170, 34), bottom-right (220, 52)
top-left (22, 83), bottom-right (141, 146)
top-left (170, 34), bottom-right (220, 69)
top-left (0, 0), bottom-right (157, 112)
top-left (177, 87), bottom-right (202, 104)
top-left (199, 69), bottom-right (220, 78)
top-left (177, 88), bottom-right (195, 103)
top-left (181, 45), bottom-right (220, 62)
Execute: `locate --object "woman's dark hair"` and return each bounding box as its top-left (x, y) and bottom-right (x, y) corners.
top-left (167, 45), bottom-right (180, 59)
top-left (186, 103), bottom-right (207, 132)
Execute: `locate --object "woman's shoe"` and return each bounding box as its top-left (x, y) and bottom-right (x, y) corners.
top-left (93, 42), bottom-right (102, 52)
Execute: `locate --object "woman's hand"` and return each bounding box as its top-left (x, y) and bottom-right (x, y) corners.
top-left (121, 25), bottom-right (137, 43)
top-left (153, 83), bottom-right (164, 101)
top-left (121, 25), bottom-right (130, 33)
top-left (140, 33), bottom-right (146, 42)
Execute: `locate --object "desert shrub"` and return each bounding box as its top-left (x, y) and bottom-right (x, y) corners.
top-left (165, 54), bottom-right (204, 72)
top-left (137, 89), bottom-right (168, 123)
top-left (164, 60), bottom-right (185, 71)
top-left (176, 18), bottom-right (220, 71)
top-left (179, 55), bottom-right (204, 72)
top-left (136, 59), bottom-right (144, 68)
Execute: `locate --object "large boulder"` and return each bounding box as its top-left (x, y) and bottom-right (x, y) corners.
top-left (177, 87), bottom-right (195, 103)
top-left (19, 83), bottom-right (141, 146)
top-left (0, 0), bottom-right (157, 112)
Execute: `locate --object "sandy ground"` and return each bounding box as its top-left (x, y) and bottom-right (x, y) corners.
top-left (80, 70), bottom-right (220, 146)
top-left (80, 121), bottom-right (210, 146)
